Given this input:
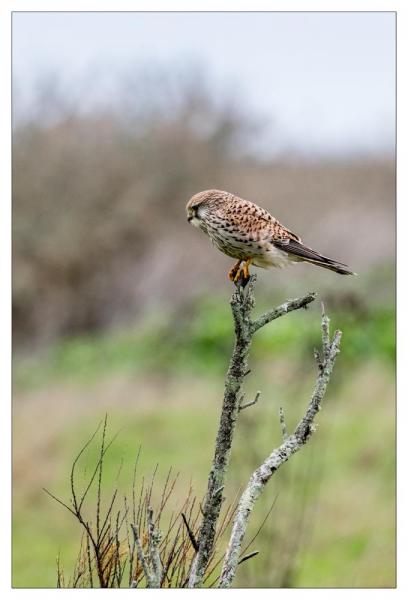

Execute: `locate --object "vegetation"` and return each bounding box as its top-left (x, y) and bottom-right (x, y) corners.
top-left (14, 267), bottom-right (394, 391)
top-left (12, 68), bottom-right (395, 588)
top-left (13, 275), bottom-right (395, 587)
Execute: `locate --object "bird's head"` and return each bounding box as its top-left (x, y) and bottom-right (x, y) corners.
top-left (186, 189), bottom-right (228, 230)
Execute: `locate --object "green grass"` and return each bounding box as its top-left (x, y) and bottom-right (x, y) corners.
top-left (13, 295), bottom-right (395, 391)
top-left (13, 356), bottom-right (395, 588)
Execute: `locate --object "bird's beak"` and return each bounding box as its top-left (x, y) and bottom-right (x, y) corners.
top-left (187, 215), bottom-right (193, 223)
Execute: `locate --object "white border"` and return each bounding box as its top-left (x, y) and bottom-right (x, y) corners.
top-left (1, 1), bottom-right (404, 597)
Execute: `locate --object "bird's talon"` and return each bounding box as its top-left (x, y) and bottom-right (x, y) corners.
top-left (242, 259), bottom-right (252, 280)
top-left (232, 264), bottom-right (251, 287)
top-left (228, 260), bottom-right (242, 282)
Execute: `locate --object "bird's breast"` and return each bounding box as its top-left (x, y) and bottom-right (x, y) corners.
top-left (207, 225), bottom-right (265, 260)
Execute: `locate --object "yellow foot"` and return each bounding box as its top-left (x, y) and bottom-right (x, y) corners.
top-left (242, 259), bottom-right (252, 280)
top-left (231, 259), bottom-right (252, 284)
top-left (228, 260), bottom-right (242, 281)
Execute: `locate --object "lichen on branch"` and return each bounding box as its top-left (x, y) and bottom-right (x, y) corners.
top-left (188, 275), bottom-right (320, 588)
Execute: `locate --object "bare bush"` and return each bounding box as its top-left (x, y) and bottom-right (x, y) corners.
top-left (45, 415), bottom-right (238, 588)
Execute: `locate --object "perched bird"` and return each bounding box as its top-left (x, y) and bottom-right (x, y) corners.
top-left (186, 189), bottom-right (355, 281)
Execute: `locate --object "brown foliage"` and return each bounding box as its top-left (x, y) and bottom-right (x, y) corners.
top-left (13, 72), bottom-right (256, 347)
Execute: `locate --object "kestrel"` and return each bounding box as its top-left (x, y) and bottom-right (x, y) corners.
top-left (186, 189), bottom-right (355, 282)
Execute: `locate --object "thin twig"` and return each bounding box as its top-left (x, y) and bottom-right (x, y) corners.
top-left (181, 513), bottom-right (199, 552)
top-left (238, 550), bottom-right (259, 565)
top-left (279, 406), bottom-right (288, 440)
top-left (239, 390), bottom-right (261, 412)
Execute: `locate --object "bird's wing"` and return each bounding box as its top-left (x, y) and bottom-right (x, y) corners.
top-left (272, 231), bottom-right (350, 268)
top-left (269, 219), bottom-right (302, 244)
top-left (224, 198), bottom-right (301, 248)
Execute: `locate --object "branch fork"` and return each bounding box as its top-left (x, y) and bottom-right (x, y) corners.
top-left (218, 303), bottom-right (342, 588)
top-left (188, 275), bottom-right (334, 588)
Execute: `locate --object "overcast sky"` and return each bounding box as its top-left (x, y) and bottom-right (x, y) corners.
top-left (12, 11), bottom-right (395, 157)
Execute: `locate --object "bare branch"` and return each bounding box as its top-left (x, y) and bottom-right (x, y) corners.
top-left (43, 487), bottom-right (77, 517)
top-left (188, 275), bottom-right (317, 588)
top-left (181, 513), bottom-right (199, 552)
top-left (147, 506), bottom-right (162, 587)
top-left (188, 277), bottom-right (257, 587)
top-left (238, 550), bottom-right (259, 565)
top-left (70, 419), bottom-right (103, 513)
top-left (96, 415), bottom-right (108, 540)
top-left (130, 523), bottom-right (152, 587)
top-left (239, 391), bottom-right (261, 412)
top-left (218, 312), bottom-right (342, 588)
top-left (251, 292), bottom-right (317, 333)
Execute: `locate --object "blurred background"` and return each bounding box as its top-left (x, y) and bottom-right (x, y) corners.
top-left (12, 12), bottom-right (395, 588)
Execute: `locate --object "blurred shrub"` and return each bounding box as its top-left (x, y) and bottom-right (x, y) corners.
top-left (13, 67), bottom-right (395, 351)
top-left (12, 68), bottom-right (258, 347)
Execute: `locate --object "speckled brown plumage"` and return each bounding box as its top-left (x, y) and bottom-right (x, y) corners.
top-left (186, 189), bottom-right (354, 280)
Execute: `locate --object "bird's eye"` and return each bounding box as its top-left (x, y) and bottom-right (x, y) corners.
top-left (187, 206), bottom-right (197, 222)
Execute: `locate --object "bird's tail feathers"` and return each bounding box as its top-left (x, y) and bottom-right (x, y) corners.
top-left (304, 257), bottom-right (356, 276)
top-left (273, 238), bottom-right (356, 276)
